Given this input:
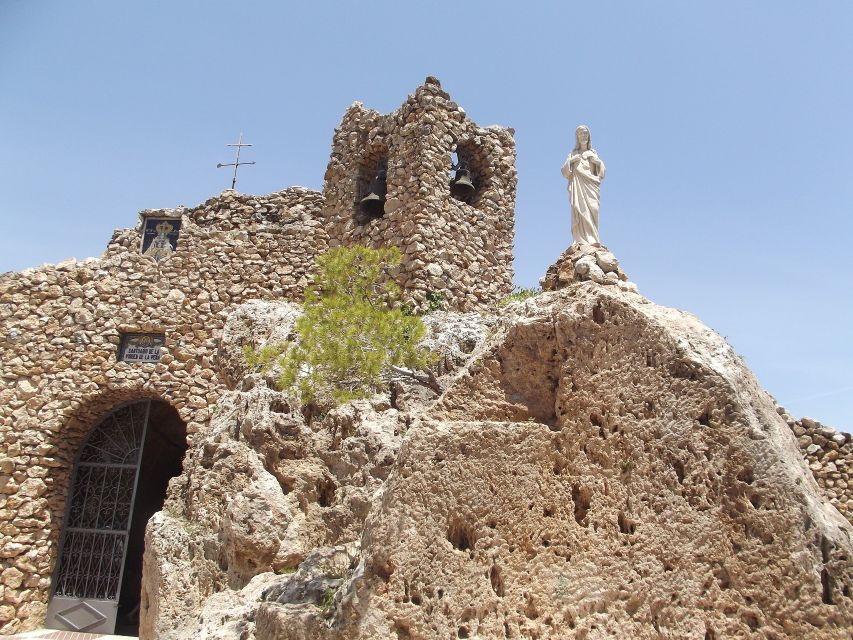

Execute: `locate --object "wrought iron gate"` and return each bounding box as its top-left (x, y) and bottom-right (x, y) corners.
top-left (46, 400), bottom-right (151, 633)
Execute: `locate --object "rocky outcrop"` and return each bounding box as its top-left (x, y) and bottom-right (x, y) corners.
top-left (147, 285), bottom-right (852, 639)
top-left (217, 300), bottom-right (302, 388)
top-left (139, 383), bottom-right (403, 638)
top-left (140, 306), bottom-right (494, 638)
top-left (317, 286), bottom-right (852, 639)
top-left (541, 242), bottom-right (633, 290)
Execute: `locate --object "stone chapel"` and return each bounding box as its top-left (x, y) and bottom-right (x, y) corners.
top-left (1, 78), bottom-right (851, 639)
top-left (0, 78), bottom-right (515, 634)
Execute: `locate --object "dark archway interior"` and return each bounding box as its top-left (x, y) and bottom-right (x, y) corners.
top-left (115, 401), bottom-right (186, 636)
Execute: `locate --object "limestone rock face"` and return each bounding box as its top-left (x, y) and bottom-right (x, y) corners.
top-left (139, 305), bottom-right (491, 639)
top-left (218, 300), bottom-right (301, 389)
top-left (255, 286), bottom-right (852, 639)
top-left (390, 311), bottom-right (498, 413)
top-left (146, 288), bottom-right (853, 640)
top-left (262, 544), bottom-right (358, 609)
top-left (140, 380), bottom-right (405, 639)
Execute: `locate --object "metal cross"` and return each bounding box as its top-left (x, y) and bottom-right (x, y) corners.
top-left (217, 132), bottom-right (255, 190)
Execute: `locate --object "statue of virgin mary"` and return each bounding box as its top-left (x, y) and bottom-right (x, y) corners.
top-left (561, 125), bottom-right (606, 246)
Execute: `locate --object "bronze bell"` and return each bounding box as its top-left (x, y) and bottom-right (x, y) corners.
top-left (450, 168), bottom-right (475, 201)
top-left (359, 191), bottom-right (385, 218)
top-left (360, 163), bottom-right (388, 218)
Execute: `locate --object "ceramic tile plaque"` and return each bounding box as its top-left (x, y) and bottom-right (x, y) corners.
top-left (140, 218), bottom-right (181, 262)
top-left (118, 333), bottom-right (165, 363)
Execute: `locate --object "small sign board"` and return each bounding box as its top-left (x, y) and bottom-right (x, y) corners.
top-left (140, 218), bottom-right (181, 262)
top-left (119, 333), bottom-right (166, 363)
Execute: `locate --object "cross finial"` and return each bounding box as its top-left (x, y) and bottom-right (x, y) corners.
top-left (216, 132), bottom-right (255, 191)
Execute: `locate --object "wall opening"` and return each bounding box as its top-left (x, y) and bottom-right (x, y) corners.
top-left (46, 399), bottom-right (187, 636)
top-left (449, 140), bottom-right (489, 208)
top-left (449, 151), bottom-right (476, 204)
top-left (354, 146), bottom-right (389, 225)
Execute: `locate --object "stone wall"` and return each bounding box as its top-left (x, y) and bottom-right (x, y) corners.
top-left (778, 408), bottom-right (853, 521)
top-left (323, 77), bottom-right (516, 311)
top-left (0, 187), bottom-right (326, 633)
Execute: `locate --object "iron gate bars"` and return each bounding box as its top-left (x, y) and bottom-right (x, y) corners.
top-left (52, 401), bottom-right (150, 604)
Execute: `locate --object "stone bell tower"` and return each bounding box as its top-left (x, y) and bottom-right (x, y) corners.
top-left (322, 77), bottom-right (516, 311)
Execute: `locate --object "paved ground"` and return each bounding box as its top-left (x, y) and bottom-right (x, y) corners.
top-left (7, 631), bottom-right (135, 640)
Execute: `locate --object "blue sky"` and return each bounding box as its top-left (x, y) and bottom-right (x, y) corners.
top-left (1, 1), bottom-right (851, 430)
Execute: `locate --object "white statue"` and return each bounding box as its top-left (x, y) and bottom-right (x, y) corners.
top-left (561, 125), bottom-right (606, 246)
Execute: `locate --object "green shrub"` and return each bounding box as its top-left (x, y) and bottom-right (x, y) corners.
top-left (320, 586), bottom-right (336, 616)
top-left (243, 342), bottom-right (287, 372)
top-left (278, 246), bottom-right (432, 406)
top-left (500, 285), bottom-right (542, 305)
top-left (424, 290), bottom-right (445, 313)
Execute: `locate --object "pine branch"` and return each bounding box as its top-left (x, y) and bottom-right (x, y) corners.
top-left (389, 365), bottom-right (443, 394)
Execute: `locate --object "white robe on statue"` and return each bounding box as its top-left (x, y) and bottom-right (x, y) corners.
top-left (561, 150), bottom-right (606, 245)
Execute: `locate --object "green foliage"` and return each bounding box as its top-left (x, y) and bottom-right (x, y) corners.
top-left (278, 246), bottom-right (431, 406)
top-left (320, 586), bottom-right (336, 616)
top-left (424, 290), bottom-right (445, 313)
top-left (243, 342), bottom-right (287, 373)
top-left (400, 290), bottom-right (444, 316)
top-left (501, 286), bottom-right (542, 305)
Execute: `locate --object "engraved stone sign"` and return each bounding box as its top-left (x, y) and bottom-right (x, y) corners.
top-left (119, 333), bottom-right (165, 363)
top-left (141, 218), bottom-right (181, 262)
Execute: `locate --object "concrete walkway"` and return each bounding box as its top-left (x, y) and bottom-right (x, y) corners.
top-left (7, 631), bottom-right (136, 640)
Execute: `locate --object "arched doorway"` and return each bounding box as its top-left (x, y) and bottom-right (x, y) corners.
top-left (46, 399), bottom-right (186, 635)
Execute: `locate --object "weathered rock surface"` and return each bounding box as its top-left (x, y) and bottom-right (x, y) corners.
top-left (541, 242), bottom-right (633, 290)
top-left (148, 286), bottom-right (853, 639)
top-left (140, 306), bottom-right (492, 638)
top-left (140, 384), bottom-right (403, 638)
top-left (262, 544), bottom-right (358, 607)
top-left (218, 300), bottom-right (301, 388)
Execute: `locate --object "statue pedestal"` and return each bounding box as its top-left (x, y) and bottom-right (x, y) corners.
top-left (540, 243), bottom-right (635, 291)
